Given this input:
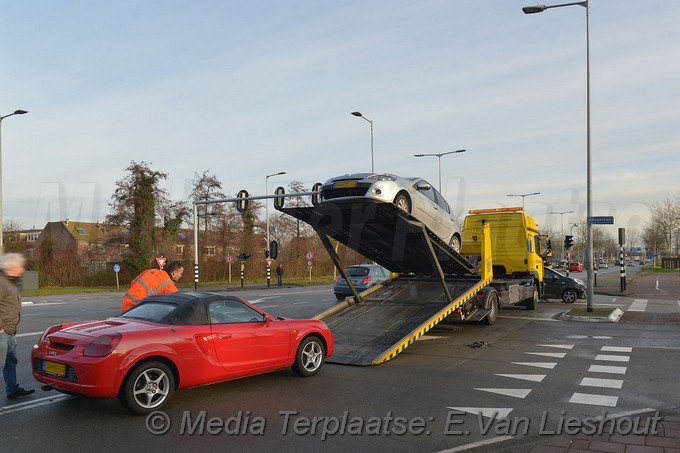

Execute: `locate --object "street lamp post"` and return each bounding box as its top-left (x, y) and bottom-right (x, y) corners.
top-left (523, 0), bottom-right (593, 311)
top-left (351, 112), bottom-right (374, 173)
top-left (506, 192), bottom-right (540, 209)
top-left (0, 109), bottom-right (28, 253)
top-left (413, 149), bottom-right (466, 192)
top-left (551, 210), bottom-right (575, 261)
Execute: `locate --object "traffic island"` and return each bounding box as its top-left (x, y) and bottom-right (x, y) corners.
top-left (559, 307), bottom-right (624, 322)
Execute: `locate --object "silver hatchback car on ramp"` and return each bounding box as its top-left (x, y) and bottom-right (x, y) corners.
top-left (320, 173), bottom-right (462, 251)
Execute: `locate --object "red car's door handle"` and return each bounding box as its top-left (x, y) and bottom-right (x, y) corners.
top-left (218, 334), bottom-right (232, 340)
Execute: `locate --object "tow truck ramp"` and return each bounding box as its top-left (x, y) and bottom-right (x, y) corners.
top-left (277, 199), bottom-right (494, 366)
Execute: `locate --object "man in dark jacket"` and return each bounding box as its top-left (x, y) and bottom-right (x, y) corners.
top-left (0, 253), bottom-right (34, 399)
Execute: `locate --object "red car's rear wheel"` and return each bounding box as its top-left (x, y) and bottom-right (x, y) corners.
top-left (119, 361), bottom-right (175, 415)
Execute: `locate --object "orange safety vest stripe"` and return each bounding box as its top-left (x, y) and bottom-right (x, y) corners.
top-left (121, 269), bottom-right (178, 312)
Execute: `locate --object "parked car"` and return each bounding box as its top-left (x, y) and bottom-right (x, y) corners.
top-left (598, 260), bottom-right (608, 269)
top-left (32, 292), bottom-right (334, 414)
top-left (543, 268), bottom-right (587, 303)
top-left (568, 262), bottom-right (584, 272)
top-left (320, 173), bottom-right (462, 251)
top-left (334, 263), bottom-right (391, 301)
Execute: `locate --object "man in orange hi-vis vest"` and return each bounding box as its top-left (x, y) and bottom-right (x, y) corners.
top-left (120, 261), bottom-right (184, 312)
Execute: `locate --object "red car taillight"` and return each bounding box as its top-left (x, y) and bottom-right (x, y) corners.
top-left (84, 333), bottom-right (122, 357)
top-left (39, 324), bottom-right (63, 343)
top-left (360, 277), bottom-right (372, 285)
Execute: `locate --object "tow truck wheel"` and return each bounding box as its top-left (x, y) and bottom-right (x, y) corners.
top-left (524, 285), bottom-right (538, 310)
top-left (482, 290), bottom-right (499, 325)
top-left (393, 194), bottom-right (411, 214)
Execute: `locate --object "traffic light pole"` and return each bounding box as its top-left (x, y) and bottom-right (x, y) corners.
top-left (192, 189), bottom-right (320, 290)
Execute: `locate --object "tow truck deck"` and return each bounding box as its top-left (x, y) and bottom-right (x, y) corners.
top-left (277, 199), bottom-right (494, 365)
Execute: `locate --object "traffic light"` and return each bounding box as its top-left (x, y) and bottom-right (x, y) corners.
top-left (264, 249), bottom-right (270, 259)
top-left (236, 189), bottom-right (249, 213)
top-left (237, 252), bottom-right (251, 261)
top-left (274, 186), bottom-right (285, 209)
top-left (564, 235), bottom-right (574, 250)
top-left (269, 240), bottom-right (278, 260)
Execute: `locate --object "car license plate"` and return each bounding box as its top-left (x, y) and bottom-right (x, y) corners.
top-left (334, 181), bottom-right (358, 189)
top-left (44, 360), bottom-right (66, 377)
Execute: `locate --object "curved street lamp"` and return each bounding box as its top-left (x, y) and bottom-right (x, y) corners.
top-left (523, 0), bottom-right (593, 311)
top-left (351, 112), bottom-right (374, 173)
top-left (0, 109), bottom-right (29, 252)
top-left (506, 192), bottom-right (540, 209)
top-left (414, 149), bottom-right (466, 192)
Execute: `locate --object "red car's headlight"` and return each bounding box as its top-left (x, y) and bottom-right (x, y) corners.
top-left (39, 324), bottom-right (63, 343)
top-left (84, 333), bottom-right (122, 357)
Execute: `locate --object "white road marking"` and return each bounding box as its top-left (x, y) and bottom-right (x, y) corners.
top-left (569, 392), bottom-right (618, 407)
top-left (580, 377), bottom-right (624, 389)
top-left (0, 394), bottom-right (72, 415)
top-left (17, 331), bottom-right (43, 338)
top-left (495, 374), bottom-right (546, 383)
top-left (589, 365), bottom-right (627, 374)
top-left (446, 407), bottom-right (514, 420)
top-left (656, 280), bottom-right (659, 291)
top-left (537, 344), bottom-right (574, 349)
top-left (259, 305), bottom-right (279, 309)
top-left (525, 352), bottom-right (566, 359)
top-left (435, 435), bottom-right (515, 453)
top-left (249, 296), bottom-right (282, 304)
top-left (628, 299), bottom-right (648, 312)
top-left (601, 346), bottom-right (632, 353)
top-left (595, 354), bottom-right (630, 362)
top-left (511, 362), bottom-right (557, 369)
top-left (23, 302), bottom-right (69, 307)
top-left (474, 388), bottom-right (532, 399)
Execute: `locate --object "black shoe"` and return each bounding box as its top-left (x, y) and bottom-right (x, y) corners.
top-left (7, 388), bottom-right (35, 399)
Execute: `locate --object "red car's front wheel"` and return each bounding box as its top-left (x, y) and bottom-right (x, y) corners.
top-left (120, 361), bottom-right (175, 415)
top-left (292, 337), bottom-right (325, 377)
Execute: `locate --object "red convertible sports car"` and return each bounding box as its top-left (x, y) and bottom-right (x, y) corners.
top-left (32, 292), bottom-right (334, 414)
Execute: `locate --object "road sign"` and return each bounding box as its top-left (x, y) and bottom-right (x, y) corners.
top-left (226, 255), bottom-right (234, 263)
top-left (307, 260), bottom-right (313, 267)
top-left (266, 259), bottom-right (274, 267)
top-left (113, 263), bottom-right (120, 273)
top-left (306, 251), bottom-right (314, 260)
top-left (156, 256), bottom-right (167, 269)
top-left (588, 216), bottom-right (614, 225)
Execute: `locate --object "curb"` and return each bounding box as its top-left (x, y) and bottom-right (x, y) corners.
top-left (559, 308), bottom-right (623, 323)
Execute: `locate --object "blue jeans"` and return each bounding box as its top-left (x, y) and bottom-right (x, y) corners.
top-left (0, 333), bottom-right (19, 396)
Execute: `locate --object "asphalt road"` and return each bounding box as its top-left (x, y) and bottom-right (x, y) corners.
top-left (3, 281), bottom-right (680, 452)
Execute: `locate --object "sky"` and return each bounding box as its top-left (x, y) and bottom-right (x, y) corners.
top-left (1, 1), bottom-right (678, 241)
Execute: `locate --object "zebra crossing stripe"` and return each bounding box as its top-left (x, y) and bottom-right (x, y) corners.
top-left (580, 377), bottom-right (623, 389)
top-left (569, 392), bottom-right (618, 407)
top-left (589, 365), bottom-right (627, 374)
top-left (595, 354), bottom-right (630, 362)
top-left (601, 346), bottom-right (632, 353)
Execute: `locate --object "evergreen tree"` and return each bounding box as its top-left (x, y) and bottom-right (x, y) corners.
top-left (106, 161), bottom-right (168, 277)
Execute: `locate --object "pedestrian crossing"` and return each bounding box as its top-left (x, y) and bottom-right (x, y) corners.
top-left (453, 342), bottom-right (635, 419)
top-left (628, 299), bottom-right (648, 312)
